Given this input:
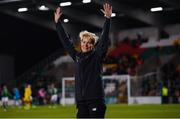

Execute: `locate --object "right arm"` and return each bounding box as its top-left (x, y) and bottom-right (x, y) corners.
top-left (55, 7), bottom-right (77, 61)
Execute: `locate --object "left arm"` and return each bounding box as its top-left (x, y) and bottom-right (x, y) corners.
top-left (96, 3), bottom-right (112, 58)
top-left (95, 18), bottom-right (111, 58)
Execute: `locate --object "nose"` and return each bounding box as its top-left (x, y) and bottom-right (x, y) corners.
top-left (85, 44), bottom-right (88, 47)
top-left (84, 43), bottom-right (88, 47)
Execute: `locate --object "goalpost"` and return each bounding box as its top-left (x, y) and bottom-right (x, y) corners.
top-left (61, 77), bottom-right (76, 106)
top-left (61, 73), bottom-right (161, 105)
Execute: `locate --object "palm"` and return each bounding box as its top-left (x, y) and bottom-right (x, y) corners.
top-left (54, 7), bottom-right (62, 23)
top-left (101, 3), bottom-right (112, 18)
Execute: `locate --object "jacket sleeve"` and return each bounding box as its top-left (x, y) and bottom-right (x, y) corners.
top-left (56, 21), bottom-right (77, 61)
top-left (95, 18), bottom-right (111, 58)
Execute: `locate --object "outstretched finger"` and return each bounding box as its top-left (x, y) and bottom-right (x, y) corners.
top-left (108, 4), bottom-right (111, 10)
top-left (105, 3), bottom-right (108, 10)
top-left (110, 5), bottom-right (112, 11)
top-left (59, 12), bottom-right (62, 16)
top-left (100, 9), bottom-right (105, 14)
top-left (107, 4), bottom-right (110, 9)
top-left (103, 4), bottom-right (106, 11)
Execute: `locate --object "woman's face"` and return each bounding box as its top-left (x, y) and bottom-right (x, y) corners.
top-left (80, 37), bottom-right (94, 53)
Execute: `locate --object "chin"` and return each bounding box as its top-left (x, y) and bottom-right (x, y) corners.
top-left (82, 50), bottom-right (88, 53)
top-left (82, 50), bottom-right (90, 53)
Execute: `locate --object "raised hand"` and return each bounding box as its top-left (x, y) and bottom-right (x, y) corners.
top-left (54, 7), bottom-right (62, 23)
top-left (101, 3), bottom-right (112, 19)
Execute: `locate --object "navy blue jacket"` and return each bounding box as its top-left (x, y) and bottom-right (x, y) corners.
top-left (56, 18), bottom-right (111, 102)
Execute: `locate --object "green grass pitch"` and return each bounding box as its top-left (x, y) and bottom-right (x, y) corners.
top-left (0, 104), bottom-right (180, 118)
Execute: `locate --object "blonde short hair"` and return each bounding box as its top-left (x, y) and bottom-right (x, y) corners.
top-left (79, 30), bottom-right (99, 45)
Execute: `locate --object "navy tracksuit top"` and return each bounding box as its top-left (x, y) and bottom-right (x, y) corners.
top-left (56, 18), bottom-right (111, 102)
